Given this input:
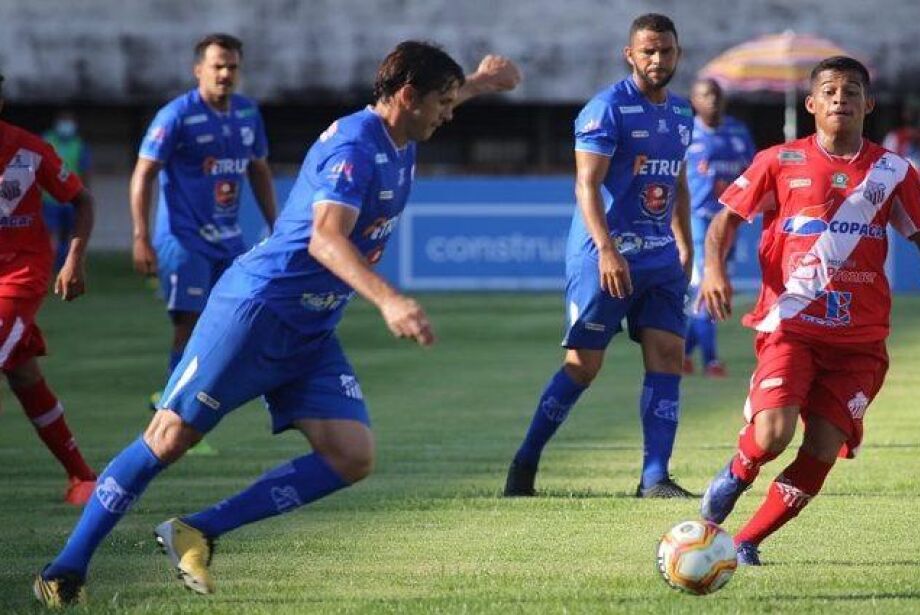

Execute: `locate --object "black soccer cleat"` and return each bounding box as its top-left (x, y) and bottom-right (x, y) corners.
top-left (503, 460), bottom-right (537, 497)
top-left (635, 476), bottom-right (696, 498)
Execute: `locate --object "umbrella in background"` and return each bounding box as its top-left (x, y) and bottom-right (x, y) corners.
top-left (698, 31), bottom-right (870, 141)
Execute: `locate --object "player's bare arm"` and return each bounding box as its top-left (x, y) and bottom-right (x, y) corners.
top-left (671, 164), bottom-right (693, 279)
top-left (453, 55), bottom-right (522, 107)
top-left (246, 157), bottom-right (278, 231)
top-left (309, 201), bottom-right (435, 346)
top-left (699, 208), bottom-right (744, 321)
top-left (129, 157), bottom-right (163, 276)
top-left (575, 149), bottom-right (632, 298)
top-left (54, 188), bottom-right (94, 301)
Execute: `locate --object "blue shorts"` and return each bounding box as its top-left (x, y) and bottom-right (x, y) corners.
top-left (562, 256), bottom-right (688, 349)
top-left (43, 201), bottom-right (75, 234)
top-left (157, 294), bottom-right (369, 434)
top-left (155, 234), bottom-right (234, 313)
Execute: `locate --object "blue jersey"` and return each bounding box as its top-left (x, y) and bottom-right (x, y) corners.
top-left (139, 89), bottom-right (268, 259)
top-left (685, 116), bottom-right (755, 219)
top-left (570, 77), bottom-right (693, 270)
top-left (217, 107), bottom-right (415, 334)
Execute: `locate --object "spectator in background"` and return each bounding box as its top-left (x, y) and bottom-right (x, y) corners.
top-left (683, 78), bottom-right (755, 377)
top-left (43, 110), bottom-right (92, 272)
top-left (883, 95), bottom-right (920, 168)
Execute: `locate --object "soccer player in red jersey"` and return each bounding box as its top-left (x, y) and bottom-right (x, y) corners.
top-left (0, 74), bottom-right (98, 505)
top-left (697, 57), bottom-right (920, 565)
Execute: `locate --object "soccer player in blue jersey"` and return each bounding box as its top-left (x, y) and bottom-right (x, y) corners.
top-left (130, 33), bottom-right (278, 454)
top-left (504, 13), bottom-right (695, 498)
top-left (683, 78), bottom-right (755, 377)
top-left (34, 41), bottom-right (521, 607)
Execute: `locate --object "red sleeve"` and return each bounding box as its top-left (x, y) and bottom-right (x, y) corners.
top-left (890, 164), bottom-right (920, 239)
top-left (35, 138), bottom-right (83, 204)
top-left (718, 148), bottom-right (777, 221)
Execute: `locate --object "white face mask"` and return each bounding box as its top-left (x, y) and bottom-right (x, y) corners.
top-left (55, 119), bottom-right (77, 138)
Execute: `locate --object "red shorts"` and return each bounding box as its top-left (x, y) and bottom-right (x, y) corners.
top-left (0, 295), bottom-right (47, 371)
top-left (744, 331), bottom-right (889, 458)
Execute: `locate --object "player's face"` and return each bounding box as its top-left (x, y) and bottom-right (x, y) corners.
top-left (407, 81), bottom-right (460, 142)
top-left (195, 45), bottom-right (241, 103)
top-left (625, 30), bottom-right (680, 92)
top-left (690, 81), bottom-right (724, 125)
top-left (806, 70), bottom-right (874, 136)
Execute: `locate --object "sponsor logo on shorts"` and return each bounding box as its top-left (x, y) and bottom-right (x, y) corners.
top-left (847, 390), bottom-right (869, 419)
top-left (187, 287), bottom-right (204, 296)
top-left (734, 175), bottom-right (751, 189)
top-left (340, 374), bottom-right (363, 400)
top-left (196, 391), bottom-right (221, 410)
top-left (760, 377), bottom-right (784, 389)
top-left (584, 322), bottom-right (606, 332)
top-left (196, 134), bottom-right (215, 144)
top-left (379, 190), bottom-right (394, 200)
top-left (270, 486), bottom-right (302, 513)
top-left (631, 130), bottom-right (650, 138)
top-left (300, 292), bottom-right (351, 311)
top-left (95, 477), bottom-right (138, 514)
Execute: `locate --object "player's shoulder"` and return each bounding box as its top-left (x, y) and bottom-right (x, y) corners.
top-left (592, 77), bottom-right (637, 107)
top-left (756, 137), bottom-right (812, 167)
top-left (230, 94), bottom-right (261, 118)
top-left (0, 120), bottom-right (50, 153)
top-left (316, 109), bottom-right (381, 157)
top-left (667, 91), bottom-right (692, 117)
top-left (868, 140), bottom-right (914, 174)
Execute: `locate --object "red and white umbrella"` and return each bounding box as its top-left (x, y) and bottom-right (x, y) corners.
top-left (698, 31), bottom-right (870, 141)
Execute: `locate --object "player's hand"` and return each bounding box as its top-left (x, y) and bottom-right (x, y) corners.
top-left (469, 55), bottom-right (523, 95)
top-left (54, 257), bottom-right (86, 301)
top-left (699, 267), bottom-right (733, 321)
top-left (598, 246), bottom-right (632, 298)
top-left (132, 236), bottom-right (158, 276)
top-left (379, 294), bottom-right (436, 347)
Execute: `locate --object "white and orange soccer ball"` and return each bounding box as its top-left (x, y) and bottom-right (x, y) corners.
top-left (657, 520), bottom-right (737, 595)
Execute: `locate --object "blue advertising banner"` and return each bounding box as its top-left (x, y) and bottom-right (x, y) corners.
top-left (238, 176), bottom-right (920, 293)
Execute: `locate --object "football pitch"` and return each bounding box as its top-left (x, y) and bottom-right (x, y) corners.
top-left (2, 254), bottom-right (920, 613)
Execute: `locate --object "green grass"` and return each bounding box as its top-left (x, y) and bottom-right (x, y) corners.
top-left (2, 253), bottom-right (920, 613)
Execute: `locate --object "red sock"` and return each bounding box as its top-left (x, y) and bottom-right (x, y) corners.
top-left (15, 379), bottom-right (96, 481)
top-left (730, 422), bottom-right (781, 483)
top-left (734, 449), bottom-right (832, 546)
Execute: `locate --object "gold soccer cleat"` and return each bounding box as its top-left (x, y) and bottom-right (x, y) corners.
top-left (33, 569), bottom-right (86, 608)
top-left (154, 518), bottom-right (216, 594)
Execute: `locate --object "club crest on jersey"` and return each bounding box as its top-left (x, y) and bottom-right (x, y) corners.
top-left (657, 119), bottom-right (669, 134)
top-left (831, 172), bottom-right (848, 189)
top-left (214, 180), bottom-right (239, 207)
top-left (639, 183), bottom-right (671, 220)
top-left (677, 124), bottom-right (690, 146)
top-left (863, 180), bottom-right (886, 206)
top-left (240, 126), bottom-right (255, 147)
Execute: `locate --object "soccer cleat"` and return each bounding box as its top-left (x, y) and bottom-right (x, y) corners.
top-left (64, 476), bottom-right (96, 506)
top-left (736, 541), bottom-right (762, 566)
top-left (636, 476), bottom-right (696, 498)
top-left (682, 357), bottom-right (695, 375)
top-left (154, 518), bottom-right (216, 594)
top-left (503, 460), bottom-right (537, 497)
top-left (701, 461), bottom-right (752, 523)
top-left (704, 360), bottom-right (728, 378)
top-left (33, 568), bottom-right (86, 608)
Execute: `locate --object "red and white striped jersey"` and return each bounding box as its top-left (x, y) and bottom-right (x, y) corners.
top-left (720, 135), bottom-right (920, 343)
top-left (0, 120), bottom-right (83, 298)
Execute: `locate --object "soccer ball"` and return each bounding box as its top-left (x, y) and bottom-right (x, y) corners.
top-left (657, 520), bottom-right (737, 595)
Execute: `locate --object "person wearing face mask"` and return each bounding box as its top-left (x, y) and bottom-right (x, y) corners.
top-left (42, 111), bottom-right (91, 273)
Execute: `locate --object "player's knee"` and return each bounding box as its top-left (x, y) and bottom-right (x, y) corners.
top-left (563, 361), bottom-right (600, 387)
top-left (5, 360), bottom-right (42, 390)
top-left (754, 409), bottom-right (797, 454)
top-left (327, 447), bottom-right (375, 483)
top-left (143, 410), bottom-right (202, 464)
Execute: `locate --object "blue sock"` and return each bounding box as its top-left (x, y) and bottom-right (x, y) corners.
top-left (45, 437), bottom-right (165, 579)
top-left (183, 453), bottom-right (348, 537)
top-left (696, 317), bottom-right (718, 365)
top-left (639, 372), bottom-right (681, 488)
top-left (167, 348), bottom-right (184, 379)
top-left (513, 368), bottom-right (586, 468)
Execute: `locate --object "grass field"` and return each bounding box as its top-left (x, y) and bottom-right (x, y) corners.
top-left (2, 253), bottom-right (920, 613)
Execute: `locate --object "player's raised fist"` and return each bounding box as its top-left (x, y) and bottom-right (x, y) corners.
top-left (469, 55), bottom-right (522, 95)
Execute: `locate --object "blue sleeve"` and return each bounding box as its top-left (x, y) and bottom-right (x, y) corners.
top-left (79, 145), bottom-right (92, 173)
top-left (743, 126), bottom-right (756, 164)
top-left (252, 107), bottom-right (269, 159)
top-left (574, 98), bottom-right (617, 157)
top-left (139, 106), bottom-right (181, 162)
top-left (312, 144), bottom-right (375, 211)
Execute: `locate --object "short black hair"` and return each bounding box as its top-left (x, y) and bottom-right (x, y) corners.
top-left (692, 77), bottom-right (723, 97)
top-left (629, 13), bottom-right (678, 44)
top-left (194, 33), bottom-right (243, 62)
top-left (373, 40), bottom-right (465, 102)
top-left (810, 56), bottom-right (871, 92)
